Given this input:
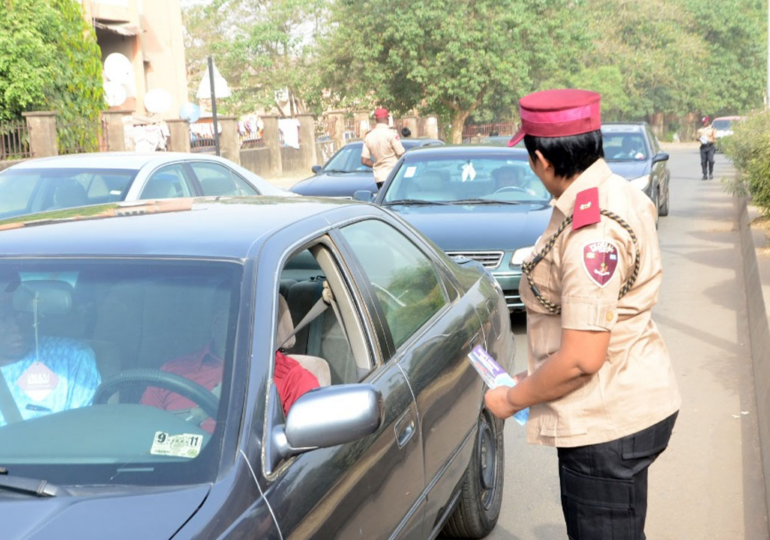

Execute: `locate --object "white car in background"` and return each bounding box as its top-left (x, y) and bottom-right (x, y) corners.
top-left (0, 153), bottom-right (294, 220)
top-left (712, 116), bottom-right (743, 140)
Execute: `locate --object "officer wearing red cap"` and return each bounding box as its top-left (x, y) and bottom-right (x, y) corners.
top-left (485, 89), bottom-right (681, 539)
top-left (697, 116), bottom-right (717, 180)
top-left (361, 108), bottom-right (405, 187)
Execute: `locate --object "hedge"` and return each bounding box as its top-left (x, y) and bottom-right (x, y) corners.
top-left (720, 111), bottom-right (770, 216)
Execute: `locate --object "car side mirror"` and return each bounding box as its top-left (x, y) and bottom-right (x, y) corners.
top-left (652, 152), bottom-right (669, 164)
top-left (311, 165), bottom-right (323, 174)
top-left (272, 384), bottom-right (382, 460)
top-left (353, 190), bottom-right (375, 202)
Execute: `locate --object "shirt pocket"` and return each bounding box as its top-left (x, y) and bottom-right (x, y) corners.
top-left (522, 255), bottom-right (558, 315)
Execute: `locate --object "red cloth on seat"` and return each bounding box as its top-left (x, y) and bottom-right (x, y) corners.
top-left (274, 350), bottom-right (320, 415)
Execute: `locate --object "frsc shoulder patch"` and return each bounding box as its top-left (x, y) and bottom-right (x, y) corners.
top-left (582, 240), bottom-right (620, 287)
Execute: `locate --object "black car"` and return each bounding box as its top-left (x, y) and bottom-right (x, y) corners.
top-left (0, 197), bottom-right (513, 539)
top-left (601, 123), bottom-right (670, 221)
top-left (291, 139), bottom-right (444, 198)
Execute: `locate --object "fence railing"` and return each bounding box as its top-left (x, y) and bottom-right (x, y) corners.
top-left (0, 120), bottom-right (31, 161)
top-left (57, 118), bottom-right (103, 155)
top-left (462, 122), bottom-right (516, 139)
top-left (240, 131), bottom-right (264, 149)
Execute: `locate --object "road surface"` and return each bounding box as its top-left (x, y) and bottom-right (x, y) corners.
top-left (488, 147), bottom-right (769, 540)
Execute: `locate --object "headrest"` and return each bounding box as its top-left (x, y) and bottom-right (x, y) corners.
top-left (277, 295), bottom-right (295, 349)
top-left (13, 281), bottom-right (74, 316)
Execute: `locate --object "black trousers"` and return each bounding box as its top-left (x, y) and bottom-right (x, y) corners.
top-left (557, 412), bottom-right (678, 540)
top-left (700, 144), bottom-right (715, 176)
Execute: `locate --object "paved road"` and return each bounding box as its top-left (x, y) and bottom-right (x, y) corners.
top-left (489, 147), bottom-right (769, 540)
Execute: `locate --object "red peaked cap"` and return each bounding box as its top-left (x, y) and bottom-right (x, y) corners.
top-left (374, 108), bottom-right (389, 119)
top-left (508, 89), bottom-right (601, 147)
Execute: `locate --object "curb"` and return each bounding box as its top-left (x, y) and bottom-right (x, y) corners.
top-left (738, 196), bottom-right (770, 530)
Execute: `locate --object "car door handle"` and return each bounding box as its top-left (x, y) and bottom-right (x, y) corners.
top-left (394, 410), bottom-right (416, 449)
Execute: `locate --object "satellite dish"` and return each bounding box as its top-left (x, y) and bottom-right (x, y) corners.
top-left (103, 53), bottom-right (133, 85)
top-left (144, 88), bottom-right (173, 114)
top-left (104, 81), bottom-right (127, 107)
top-left (179, 102), bottom-right (201, 123)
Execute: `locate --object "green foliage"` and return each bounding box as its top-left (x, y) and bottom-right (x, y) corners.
top-left (0, 0), bottom-right (104, 151)
top-left (720, 112), bottom-right (770, 215)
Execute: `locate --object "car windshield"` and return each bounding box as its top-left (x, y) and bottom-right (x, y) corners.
top-left (382, 154), bottom-right (551, 204)
top-left (0, 259), bottom-right (241, 488)
top-left (323, 144), bottom-right (371, 173)
top-left (712, 120), bottom-right (732, 130)
top-left (0, 168), bottom-right (137, 220)
top-left (601, 131), bottom-right (649, 161)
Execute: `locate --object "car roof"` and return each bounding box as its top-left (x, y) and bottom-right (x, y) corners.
top-left (4, 153), bottom-right (236, 172)
top-left (0, 197), bottom-right (359, 260)
top-left (713, 116), bottom-right (742, 121)
top-left (601, 123), bottom-right (645, 132)
top-left (401, 145), bottom-right (529, 159)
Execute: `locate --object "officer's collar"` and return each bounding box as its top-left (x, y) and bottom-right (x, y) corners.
top-left (552, 158), bottom-right (613, 217)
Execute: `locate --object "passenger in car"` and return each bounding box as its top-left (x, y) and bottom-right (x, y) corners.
top-left (0, 284), bottom-right (101, 426)
top-left (141, 303), bottom-right (319, 431)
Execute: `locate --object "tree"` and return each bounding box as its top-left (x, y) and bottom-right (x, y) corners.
top-left (0, 0), bottom-right (103, 148)
top-left (320, 0), bottom-right (592, 143)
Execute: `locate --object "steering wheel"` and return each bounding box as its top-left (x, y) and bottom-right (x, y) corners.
top-left (93, 369), bottom-right (219, 419)
top-left (493, 186), bottom-right (530, 195)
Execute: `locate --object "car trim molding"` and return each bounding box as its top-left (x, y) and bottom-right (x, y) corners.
top-left (240, 449), bottom-right (284, 540)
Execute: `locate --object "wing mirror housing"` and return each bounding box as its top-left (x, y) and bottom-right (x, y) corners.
top-left (652, 152), bottom-right (670, 164)
top-left (272, 384), bottom-right (382, 461)
top-left (353, 190), bottom-right (375, 202)
top-left (311, 165), bottom-right (323, 174)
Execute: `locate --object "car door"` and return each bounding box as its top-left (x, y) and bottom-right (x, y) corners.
top-left (260, 236), bottom-right (425, 540)
top-left (336, 218), bottom-right (485, 538)
top-left (646, 126), bottom-right (666, 198)
top-left (137, 163), bottom-right (197, 200)
top-left (187, 161), bottom-right (260, 197)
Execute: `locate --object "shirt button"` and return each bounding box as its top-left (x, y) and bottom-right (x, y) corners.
top-left (606, 311), bottom-right (614, 322)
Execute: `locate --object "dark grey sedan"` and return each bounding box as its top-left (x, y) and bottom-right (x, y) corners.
top-left (0, 196), bottom-right (514, 539)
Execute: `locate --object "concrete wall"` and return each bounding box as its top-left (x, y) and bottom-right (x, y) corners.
top-left (240, 148), bottom-right (273, 178)
top-left (739, 198), bottom-right (770, 535)
top-left (280, 147), bottom-right (306, 175)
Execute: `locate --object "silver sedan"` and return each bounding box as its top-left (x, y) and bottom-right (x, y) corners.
top-left (0, 152), bottom-right (293, 219)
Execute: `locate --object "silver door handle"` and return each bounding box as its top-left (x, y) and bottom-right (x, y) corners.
top-left (394, 411), bottom-right (416, 449)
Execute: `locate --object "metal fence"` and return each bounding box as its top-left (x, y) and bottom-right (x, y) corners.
top-left (240, 130), bottom-right (264, 149)
top-left (462, 122), bottom-right (516, 139)
top-left (0, 120), bottom-right (31, 160)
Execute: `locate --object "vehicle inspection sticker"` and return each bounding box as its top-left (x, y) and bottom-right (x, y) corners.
top-left (150, 432), bottom-right (203, 459)
top-left (404, 166), bottom-right (417, 178)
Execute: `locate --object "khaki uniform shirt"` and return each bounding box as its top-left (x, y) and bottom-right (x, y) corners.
top-left (697, 126), bottom-right (717, 145)
top-left (362, 124), bottom-right (406, 185)
top-left (521, 159), bottom-right (681, 448)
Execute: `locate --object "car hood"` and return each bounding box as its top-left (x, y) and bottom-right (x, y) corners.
top-left (388, 202), bottom-right (553, 252)
top-left (605, 160), bottom-right (650, 180)
top-left (0, 484), bottom-right (210, 540)
top-left (290, 172), bottom-right (377, 197)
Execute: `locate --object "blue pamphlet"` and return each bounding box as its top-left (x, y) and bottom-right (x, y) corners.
top-left (468, 345), bottom-right (529, 426)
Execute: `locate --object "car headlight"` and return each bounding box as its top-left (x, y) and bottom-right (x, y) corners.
top-left (628, 175), bottom-right (651, 191)
top-left (511, 246), bottom-right (534, 266)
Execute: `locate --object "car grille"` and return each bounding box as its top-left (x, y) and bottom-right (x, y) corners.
top-left (445, 251), bottom-right (504, 269)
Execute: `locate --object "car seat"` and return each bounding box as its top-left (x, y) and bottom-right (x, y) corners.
top-left (276, 295), bottom-right (331, 387)
top-left (51, 181), bottom-right (89, 209)
top-left (200, 176), bottom-right (237, 197)
top-left (142, 173), bottom-right (181, 200)
top-left (407, 170), bottom-right (446, 201)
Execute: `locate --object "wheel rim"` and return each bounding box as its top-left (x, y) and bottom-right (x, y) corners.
top-left (477, 412), bottom-right (498, 509)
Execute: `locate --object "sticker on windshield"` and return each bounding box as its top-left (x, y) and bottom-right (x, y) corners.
top-left (17, 362), bottom-right (59, 401)
top-left (404, 166), bottom-right (417, 178)
top-left (462, 162), bottom-right (476, 182)
top-left (150, 432), bottom-right (203, 459)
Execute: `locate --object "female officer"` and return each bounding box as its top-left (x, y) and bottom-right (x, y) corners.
top-left (484, 89), bottom-right (681, 539)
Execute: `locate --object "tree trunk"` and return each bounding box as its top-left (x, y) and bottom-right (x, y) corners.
top-left (450, 110), bottom-right (471, 144)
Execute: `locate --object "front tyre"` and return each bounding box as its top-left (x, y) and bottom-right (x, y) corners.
top-left (442, 409), bottom-right (505, 538)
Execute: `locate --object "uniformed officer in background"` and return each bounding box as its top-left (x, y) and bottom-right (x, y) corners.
top-left (361, 108), bottom-right (406, 188)
top-left (697, 116), bottom-right (717, 180)
top-left (485, 89), bottom-right (681, 539)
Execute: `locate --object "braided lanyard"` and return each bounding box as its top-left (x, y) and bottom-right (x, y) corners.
top-left (521, 210), bottom-right (641, 315)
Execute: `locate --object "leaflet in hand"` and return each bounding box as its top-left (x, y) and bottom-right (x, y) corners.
top-left (468, 345), bottom-right (529, 425)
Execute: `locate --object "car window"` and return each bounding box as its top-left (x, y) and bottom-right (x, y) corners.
top-left (0, 172), bottom-right (38, 217)
top-left (0, 259), bottom-right (242, 488)
top-left (191, 162), bottom-right (259, 197)
top-left (324, 144), bottom-right (371, 172)
top-left (601, 131), bottom-right (649, 161)
top-left (382, 155), bottom-right (550, 203)
top-left (140, 164), bottom-right (195, 200)
top-left (646, 127), bottom-right (661, 155)
top-left (340, 220), bottom-right (447, 350)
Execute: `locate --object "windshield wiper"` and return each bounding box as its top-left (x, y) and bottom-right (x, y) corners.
top-left (0, 467), bottom-right (68, 497)
top-left (384, 199), bottom-right (449, 206)
top-left (323, 169), bottom-right (362, 174)
top-left (449, 198), bottom-right (524, 205)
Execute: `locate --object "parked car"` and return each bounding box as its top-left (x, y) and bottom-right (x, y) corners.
top-left (290, 138), bottom-right (444, 198)
top-left (0, 196), bottom-right (513, 539)
top-left (711, 116), bottom-right (743, 140)
top-left (601, 123), bottom-right (670, 223)
top-left (363, 145), bottom-right (553, 311)
top-left (478, 135), bottom-right (524, 148)
top-left (0, 153), bottom-right (293, 220)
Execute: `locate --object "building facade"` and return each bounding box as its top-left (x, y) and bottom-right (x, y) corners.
top-left (80, 0), bottom-right (188, 120)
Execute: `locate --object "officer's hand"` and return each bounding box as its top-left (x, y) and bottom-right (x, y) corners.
top-left (484, 386), bottom-right (518, 419)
